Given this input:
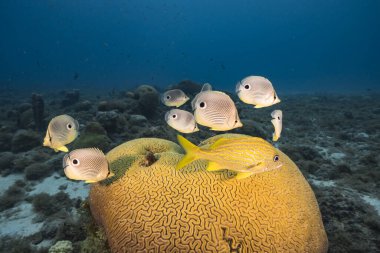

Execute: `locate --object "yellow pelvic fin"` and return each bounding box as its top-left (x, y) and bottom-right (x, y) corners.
top-left (254, 104), bottom-right (265, 108)
top-left (85, 180), bottom-right (97, 184)
top-left (176, 135), bottom-right (200, 170)
top-left (272, 134), bottom-right (279, 142)
top-left (108, 171), bottom-right (115, 178)
top-left (206, 161), bottom-right (225, 172)
top-left (235, 171), bottom-right (254, 180)
top-left (56, 146), bottom-right (69, 152)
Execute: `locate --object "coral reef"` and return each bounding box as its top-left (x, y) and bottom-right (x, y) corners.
top-left (72, 122), bottom-right (112, 151)
top-left (25, 163), bottom-right (52, 180)
top-left (48, 240), bottom-right (73, 253)
top-left (135, 85), bottom-right (159, 118)
top-left (32, 93), bottom-right (45, 130)
top-left (89, 135), bottom-right (327, 252)
top-left (61, 90), bottom-right (80, 107)
top-left (11, 129), bottom-right (40, 153)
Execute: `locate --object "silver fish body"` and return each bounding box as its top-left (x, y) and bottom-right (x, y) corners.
top-left (43, 114), bottom-right (79, 152)
top-left (161, 89), bottom-right (189, 107)
top-left (271, 110), bottom-right (283, 141)
top-left (192, 90), bottom-right (242, 131)
top-left (63, 148), bottom-right (112, 183)
top-left (165, 109), bottom-right (199, 133)
top-left (236, 76), bottom-right (280, 108)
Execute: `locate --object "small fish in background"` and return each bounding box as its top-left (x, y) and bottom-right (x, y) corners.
top-left (73, 72), bottom-right (79, 80)
top-left (176, 135), bottom-right (283, 179)
top-left (236, 76), bottom-right (280, 108)
top-left (43, 114), bottom-right (79, 152)
top-left (271, 110), bottom-right (283, 141)
top-left (161, 89), bottom-right (189, 107)
top-left (63, 148), bottom-right (114, 183)
top-left (165, 109), bottom-right (199, 133)
top-left (191, 86), bottom-right (242, 131)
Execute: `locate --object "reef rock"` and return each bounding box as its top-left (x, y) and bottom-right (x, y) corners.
top-left (48, 240), bottom-right (73, 253)
top-left (11, 129), bottom-right (40, 152)
top-left (89, 134), bottom-right (328, 253)
top-left (135, 85), bottom-right (159, 118)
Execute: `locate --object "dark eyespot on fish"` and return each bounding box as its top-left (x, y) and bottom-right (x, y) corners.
top-left (165, 109), bottom-right (199, 133)
top-left (236, 76), bottom-right (281, 108)
top-left (43, 114), bottom-right (79, 152)
top-left (192, 90), bottom-right (242, 131)
top-left (63, 148), bottom-right (114, 183)
top-left (161, 89), bottom-right (189, 107)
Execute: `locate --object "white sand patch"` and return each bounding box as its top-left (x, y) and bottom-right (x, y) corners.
top-left (0, 202), bottom-right (43, 237)
top-left (29, 173), bottom-right (90, 200)
top-left (356, 132), bottom-right (369, 138)
top-left (0, 174), bottom-right (24, 192)
top-left (309, 178), bottom-right (336, 187)
top-left (361, 195), bottom-right (380, 216)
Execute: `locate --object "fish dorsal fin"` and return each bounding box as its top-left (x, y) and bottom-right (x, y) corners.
top-left (209, 138), bottom-right (229, 149)
top-left (201, 83), bottom-right (212, 92)
top-left (206, 161), bottom-right (225, 171)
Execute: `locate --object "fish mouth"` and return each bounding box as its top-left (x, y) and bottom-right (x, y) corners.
top-left (235, 82), bottom-right (242, 94)
top-left (164, 111), bottom-right (171, 121)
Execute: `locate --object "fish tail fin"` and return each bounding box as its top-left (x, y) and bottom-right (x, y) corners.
top-left (176, 135), bottom-right (200, 170)
top-left (56, 146), bottom-right (69, 152)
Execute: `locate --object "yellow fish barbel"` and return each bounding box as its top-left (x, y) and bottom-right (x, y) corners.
top-left (176, 135), bottom-right (283, 179)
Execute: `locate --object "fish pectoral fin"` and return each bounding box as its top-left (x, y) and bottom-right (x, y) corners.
top-left (206, 161), bottom-right (225, 172)
top-left (244, 162), bottom-right (270, 175)
top-left (209, 138), bottom-right (228, 148)
top-left (56, 146), bottom-right (69, 152)
top-left (235, 171), bottom-right (254, 180)
top-left (85, 180), bottom-right (97, 184)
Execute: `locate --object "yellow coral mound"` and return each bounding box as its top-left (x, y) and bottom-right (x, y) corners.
top-left (89, 135), bottom-right (328, 253)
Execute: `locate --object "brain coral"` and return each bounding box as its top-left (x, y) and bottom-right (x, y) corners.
top-left (89, 134), bottom-right (328, 253)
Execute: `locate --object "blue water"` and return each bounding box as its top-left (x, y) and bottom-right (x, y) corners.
top-left (1, 0), bottom-right (379, 93)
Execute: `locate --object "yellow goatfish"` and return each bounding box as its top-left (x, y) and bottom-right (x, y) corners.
top-left (176, 135), bottom-right (283, 179)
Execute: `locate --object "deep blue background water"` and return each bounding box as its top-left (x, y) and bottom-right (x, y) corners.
top-left (1, 0), bottom-right (379, 93)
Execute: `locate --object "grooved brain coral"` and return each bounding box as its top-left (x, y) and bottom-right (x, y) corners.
top-left (89, 134), bottom-right (328, 253)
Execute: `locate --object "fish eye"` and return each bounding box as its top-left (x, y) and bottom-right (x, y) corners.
top-left (278, 116), bottom-right (280, 120)
top-left (72, 158), bottom-right (80, 166)
top-left (199, 101), bottom-right (206, 109)
top-left (172, 114), bottom-right (177, 119)
top-left (166, 95), bottom-right (171, 100)
top-left (66, 123), bottom-right (72, 130)
top-left (244, 83), bottom-right (251, 90)
top-left (274, 95), bottom-right (277, 99)
top-left (273, 155), bottom-right (279, 162)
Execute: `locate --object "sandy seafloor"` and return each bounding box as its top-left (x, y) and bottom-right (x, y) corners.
top-left (0, 83), bottom-right (379, 252)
